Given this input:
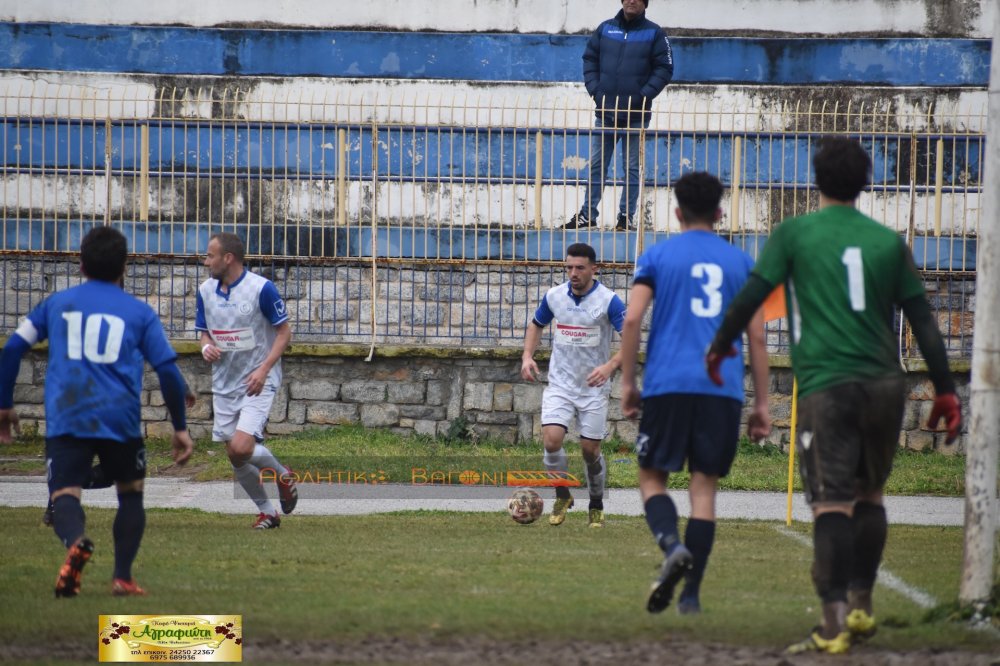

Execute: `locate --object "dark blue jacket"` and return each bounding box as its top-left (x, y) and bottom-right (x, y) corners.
top-left (583, 10), bottom-right (674, 128)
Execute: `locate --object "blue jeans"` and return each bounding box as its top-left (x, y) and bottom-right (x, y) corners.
top-left (581, 118), bottom-right (644, 221)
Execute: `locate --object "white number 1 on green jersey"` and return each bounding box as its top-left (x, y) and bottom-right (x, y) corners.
top-left (841, 247), bottom-right (866, 312)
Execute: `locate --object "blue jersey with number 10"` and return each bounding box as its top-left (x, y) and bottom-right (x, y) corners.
top-left (633, 230), bottom-right (754, 401)
top-left (18, 280), bottom-right (178, 441)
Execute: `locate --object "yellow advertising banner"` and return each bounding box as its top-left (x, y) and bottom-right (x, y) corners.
top-left (98, 615), bottom-right (242, 662)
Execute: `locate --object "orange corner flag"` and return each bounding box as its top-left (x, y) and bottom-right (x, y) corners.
top-left (763, 284), bottom-right (786, 322)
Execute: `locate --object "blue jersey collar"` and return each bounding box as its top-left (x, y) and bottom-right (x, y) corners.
top-left (567, 279), bottom-right (601, 305)
top-left (216, 268), bottom-right (248, 299)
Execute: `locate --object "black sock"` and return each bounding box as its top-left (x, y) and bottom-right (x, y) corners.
top-left (644, 494), bottom-right (680, 554)
top-left (813, 512), bottom-right (853, 604)
top-left (113, 492), bottom-right (146, 581)
top-left (555, 486), bottom-right (571, 500)
top-left (84, 464), bottom-right (112, 490)
top-left (682, 518), bottom-right (716, 598)
top-left (589, 498), bottom-right (603, 510)
top-left (851, 501), bottom-right (887, 592)
top-left (52, 495), bottom-right (86, 548)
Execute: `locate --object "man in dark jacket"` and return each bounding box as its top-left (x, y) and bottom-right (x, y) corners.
top-left (565, 0), bottom-right (674, 231)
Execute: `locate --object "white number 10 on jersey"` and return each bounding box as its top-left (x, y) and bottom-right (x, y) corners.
top-left (62, 312), bottom-right (125, 363)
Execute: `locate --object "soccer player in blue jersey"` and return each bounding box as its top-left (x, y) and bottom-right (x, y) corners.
top-left (618, 172), bottom-right (771, 614)
top-left (0, 226), bottom-right (194, 597)
top-left (521, 243), bottom-right (626, 528)
top-left (196, 232), bottom-right (297, 530)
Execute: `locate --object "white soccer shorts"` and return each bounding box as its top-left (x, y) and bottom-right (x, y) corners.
top-left (212, 385), bottom-right (277, 442)
top-left (540, 387), bottom-right (609, 441)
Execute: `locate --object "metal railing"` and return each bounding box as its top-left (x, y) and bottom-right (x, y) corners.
top-left (0, 83), bottom-right (984, 356)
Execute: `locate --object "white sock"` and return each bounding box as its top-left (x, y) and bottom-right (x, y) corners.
top-left (586, 453), bottom-right (606, 500)
top-left (248, 444), bottom-right (288, 477)
top-left (233, 462), bottom-right (276, 515)
top-left (543, 448), bottom-right (568, 473)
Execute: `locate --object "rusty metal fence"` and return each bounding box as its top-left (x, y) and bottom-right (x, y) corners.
top-left (0, 83), bottom-right (983, 357)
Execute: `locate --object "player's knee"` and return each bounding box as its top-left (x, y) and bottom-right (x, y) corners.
top-left (50, 487), bottom-right (82, 502)
top-left (227, 434), bottom-right (255, 460)
top-left (579, 439), bottom-right (601, 461)
top-left (115, 479), bottom-right (143, 494)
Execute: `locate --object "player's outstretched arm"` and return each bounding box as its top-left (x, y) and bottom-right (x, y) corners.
top-left (200, 331), bottom-right (221, 363)
top-left (901, 295), bottom-right (962, 442)
top-left (171, 430), bottom-right (194, 466)
top-left (707, 274), bottom-right (774, 384)
top-left (520, 322), bottom-right (544, 382)
top-left (587, 350), bottom-right (622, 388)
top-left (0, 409), bottom-right (20, 444)
top-left (246, 321), bottom-right (292, 397)
top-left (619, 284), bottom-right (653, 419)
top-left (0, 333), bottom-right (32, 443)
top-left (746, 307), bottom-right (772, 442)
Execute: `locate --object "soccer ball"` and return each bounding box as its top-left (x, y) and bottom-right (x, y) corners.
top-left (507, 488), bottom-right (544, 524)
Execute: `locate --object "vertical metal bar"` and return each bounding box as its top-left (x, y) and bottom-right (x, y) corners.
top-left (534, 130), bottom-right (543, 230)
top-left (366, 118), bottom-right (379, 362)
top-left (140, 123), bottom-right (149, 222)
top-left (933, 137), bottom-right (944, 237)
top-left (730, 135), bottom-right (742, 234)
top-left (104, 112), bottom-right (112, 227)
top-left (337, 128), bottom-right (347, 227)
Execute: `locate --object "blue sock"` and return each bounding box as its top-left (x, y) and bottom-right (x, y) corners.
top-left (52, 495), bottom-right (86, 548)
top-left (644, 494), bottom-right (680, 555)
top-left (682, 518), bottom-right (716, 600)
top-left (113, 492), bottom-right (146, 581)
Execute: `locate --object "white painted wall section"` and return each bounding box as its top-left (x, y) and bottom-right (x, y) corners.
top-left (0, 0), bottom-right (993, 36)
top-left (0, 74), bottom-right (987, 132)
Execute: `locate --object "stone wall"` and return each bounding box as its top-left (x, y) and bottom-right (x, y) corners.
top-left (9, 346), bottom-right (971, 455)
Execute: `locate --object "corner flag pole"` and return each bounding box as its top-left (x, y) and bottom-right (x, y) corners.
top-left (762, 284), bottom-right (795, 525)
top-left (786, 378), bottom-right (797, 526)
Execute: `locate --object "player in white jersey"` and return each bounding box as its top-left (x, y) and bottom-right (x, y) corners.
top-left (521, 243), bottom-right (626, 528)
top-left (196, 232), bottom-right (298, 529)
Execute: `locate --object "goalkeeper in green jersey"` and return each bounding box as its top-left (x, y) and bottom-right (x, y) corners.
top-left (706, 137), bottom-right (962, 655)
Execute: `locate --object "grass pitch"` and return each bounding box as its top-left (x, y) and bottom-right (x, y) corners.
top-left (0, 425), bottom-right (969, 496)
top-left (0, 507), bottom-right (995, 664)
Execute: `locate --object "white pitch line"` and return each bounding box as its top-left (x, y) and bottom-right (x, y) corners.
top-left (772, 525), bottom-right (938, 609)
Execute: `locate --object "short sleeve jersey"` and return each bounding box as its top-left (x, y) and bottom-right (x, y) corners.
top-left (752, 206), bottom-right (926, 397)
top-left (532, 280), bottom-right (625, 397)
top-left (16, 280), bottom-right (177, 441)
top-left (195, 269), bottom-right (289, 397)
top-left (634, 230), bottom-right (755, 401)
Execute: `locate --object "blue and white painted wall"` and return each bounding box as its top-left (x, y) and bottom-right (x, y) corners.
top-left (0, 0), bottom-right (991, 252)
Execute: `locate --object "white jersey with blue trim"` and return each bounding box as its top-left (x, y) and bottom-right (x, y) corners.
top-left (196, 270), bottom-right (288, 397)
top-left (534, 280), bottom-right (624, 397)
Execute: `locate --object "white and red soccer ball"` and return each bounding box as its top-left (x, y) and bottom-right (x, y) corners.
top-left (507, 488), bottom-right (544, 524)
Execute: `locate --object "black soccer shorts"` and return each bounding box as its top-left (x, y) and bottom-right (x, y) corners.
top-left (635, 393), bottom-right (742, 477)
top-left (796, 376), bottom-right (906, 505)
top-left (46, 436), bottom-right (147, 495)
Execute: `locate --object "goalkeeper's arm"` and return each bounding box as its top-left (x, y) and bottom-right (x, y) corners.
top-left (708, 274), bottom-right (775, 355)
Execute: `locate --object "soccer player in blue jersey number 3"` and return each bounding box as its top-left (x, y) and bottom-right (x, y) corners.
top-left (619, 172), bottom-right (772, 615)
top-left (0, 226), bottom-right (194, 598)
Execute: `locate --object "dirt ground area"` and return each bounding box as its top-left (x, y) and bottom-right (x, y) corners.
top-left (13, 636), bottom-right (995, 666)
top-left (249, 636), bottom-right (997, 665)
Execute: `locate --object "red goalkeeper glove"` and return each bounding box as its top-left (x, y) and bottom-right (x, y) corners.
top-left (705, 345), bottom-right (738, 386)
top-left (926, 393), bottom-right (961, 444)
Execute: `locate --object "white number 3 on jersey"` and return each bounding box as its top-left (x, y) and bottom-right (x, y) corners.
top-left (690, 263), bottom-right (724, 318)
